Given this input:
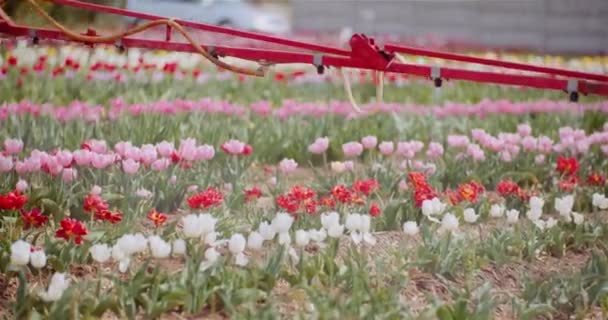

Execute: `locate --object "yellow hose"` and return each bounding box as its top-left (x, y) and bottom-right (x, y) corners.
top-left (25, 0), bottom-right (264, 76)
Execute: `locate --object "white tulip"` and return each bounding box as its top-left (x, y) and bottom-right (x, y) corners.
top-left (199, 213), bottom-right (217, 237)
top-left (463, 208), bottom-right (479, 223)
top-left (421, 197), bottom-right (446, 217)
top-left (148, 236), bottom-right (171, 259)
top-left (204, 247), bottom-right (220, 263)
top-left (229, 234), bottom-right (246, 254)
top-left (182, 214), bottom-right (203, 238)
top-left (489, 204), bottom-right (505, 218)
top-left (490, 204), bottom-right (505, 218)
top-left (402, 221), bottom-right (419, 236)
top-left (309, 228), bottom-right (327, 243)
top-left (526, 208), bottom-right (542, 221)
top-left (10, 240), bottom-right (31, 266)
top-left (572, 212), bottom-right (584, 225)
top-left (247, 231), bottom-right (264, 251)
top-left (204, 232), bottom-right (218, 246)
top-left (90, 244), bottom-right (112, 263)
top-left (529, 196), bottom-right (545, 211)
top-left (295, 230), bottom-right (310, 247)
top-left (506, 209), bottom-right (520, 224)
top-left (272, 213), bottom-right (294, 245)
top-left (40, 273), bottom-right (70, 302)
top-left (321, 211), bottom-right (341, 230)
top-left (118, 257), bottom-right (131, 273)
top-left (439, 213), bottom-right (459, 233)
top-left (30, 250), bottom-right (47, 269)
top-left (327, 224), bottom-right (344, 238)
top-left (271, 213), bottom-right (294, 234)
top-left (592, 193), bottom-right (608, 209)
top-left (172, 239), bottom-right (187, 256)
top-left (555, 195), bottom-right (574, 217)
top-left (545, 217), bottom-right (558, 229)
top-left (345, 213), bottom-right (375, 245)
top-left (258, 221), bottom-right (276, 241)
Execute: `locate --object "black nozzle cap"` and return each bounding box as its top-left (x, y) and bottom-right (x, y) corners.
top-left (317, 65), bottom-right (325, 75)
top-left (433, 78), bottom-right (442, 88)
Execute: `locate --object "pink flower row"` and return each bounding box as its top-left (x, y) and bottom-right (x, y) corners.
top-left (326, 123), bottom-right (608, 163)
top-left (0, 138), bottom-right (252, 181)
top-left (2, 98), bottom-right (607, 122)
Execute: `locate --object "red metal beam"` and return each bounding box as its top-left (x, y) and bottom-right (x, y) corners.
top-left (385, 43), bottom-right (608, 83)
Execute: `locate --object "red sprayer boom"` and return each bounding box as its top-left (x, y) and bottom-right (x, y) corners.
top-left (1, 0), bottom-right (607, 102)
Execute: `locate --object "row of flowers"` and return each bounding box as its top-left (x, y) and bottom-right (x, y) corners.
top-left (2, 98), bottom-right (607, 122)
top-left (1, 121), bottom-right (606, 179)
top-left (8, 181), bottom-right (608, 301)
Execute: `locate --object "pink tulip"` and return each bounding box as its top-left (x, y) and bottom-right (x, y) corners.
top-left (178, 138), bottom-right (198, 161)
top-left (15, 179), bottom-right (28, 192)
top-left (62, 168), bottom-right (77, 182)
top-left (378, 141), bottom-right (394, 155)
top-left (466, 144), bottom-right (485, 162)
top-left (196, 145), bottom-right (215, 160)
top-left (187, 185), bottom-right (199, 193)
top-left (87, 140), bottom-right (108, 154)
top-left (308, 137), bottom-right (329, 154)
top-left (73, 150), bottom-right (92, 166)
top-left (535, 154), bottom-right (545, 164)
top-left (151, 158), bottom-right (170, 171)
top-left (447, 135), bottom-right (469, 148)
top-left (279, 158), bottom-right (298, 174)
top-left (4, 138), bottom-right (23, 154)
top-left (0, 156), bottom-right (13, 172)
top-left (15, 161), bottom-right (28, 175)
top-left (221, 139), bottom-right (245, 155)
top-left (342, 142), bottom-right (363, 157)
top-left (55, 150), bottom-right (73, 167)
top-left (122, 159), bottom-right (140, 175)
top-left (521, 136), bottom-right (537, 151)
top-left (156, 141), bottom-right (175, 158)
top-left (91, 185), bottom-right (102, 195)
top-left (124, 146), bottom-right (141, 161)
top-left (361, 136), bottom-right (378, 149)
top-left (139, 144), bottom-right (158, 165)
top-left (344, 160), bottom-right (354, 171)
top-left (169, 175), bottom-right (177, 185)
top-left (91, 154), bottom-right (113, 169)
top-left (517, 124), bottom-right (532, 137)
top-left (114, 141), bottom-right (132, 158)
top-left (426, 142), bottom-right (444, 159)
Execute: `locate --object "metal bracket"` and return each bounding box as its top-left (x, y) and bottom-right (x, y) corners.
top-left (431, 66), bottom-right (442, 87)
top-left (29, 29), bottom-right (39, 45)
top-left (313, 53), bottom-right (324, 74)
top-left (430, 66), bottom-right (441, 79)
top-left (567, 79), bottom-right (579, 102)
top-left (567, 79), bottom-right (578, 93)
top-left (115, 39), bottom-right (125, 53)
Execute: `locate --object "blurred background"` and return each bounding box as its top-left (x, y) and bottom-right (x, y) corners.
top-left (4, 0), bottom-right (608, 54)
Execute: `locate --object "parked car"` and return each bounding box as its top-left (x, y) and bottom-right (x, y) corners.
top-left (125, 0), bottom-right (291, 35)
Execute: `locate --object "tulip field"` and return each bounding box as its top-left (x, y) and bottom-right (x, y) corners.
top-left (1, 42), bottom-right (608, 319)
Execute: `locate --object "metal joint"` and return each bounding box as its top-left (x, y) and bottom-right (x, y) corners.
top-left (313, 53), bottom-right (323, 67)
top-left (430, 66), bottom-right (441, 80)
top-left (567, 79), bottom-right (578, 93)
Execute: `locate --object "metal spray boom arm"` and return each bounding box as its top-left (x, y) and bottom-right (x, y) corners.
top-left (0, 0), bottom-right (607, 101)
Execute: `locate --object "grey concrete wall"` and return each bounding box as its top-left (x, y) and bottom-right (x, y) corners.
top-left (291, 0), bottom-right (608, 54)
